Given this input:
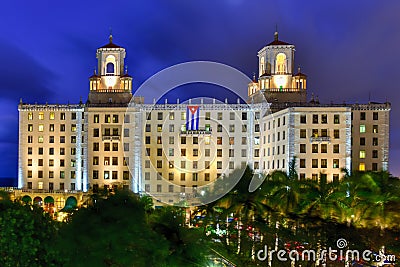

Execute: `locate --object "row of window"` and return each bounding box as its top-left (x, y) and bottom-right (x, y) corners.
top-left (299, 144), bottom-right (340, 153)
top-left (359, 150), bottom-right (379, 159)
top-left (93, 128), bottom-right (125, 137)
top-left (144, 184), bottom-right (198, 193)
top-left (28, 158), bottom-right (79, 167)
top-left (359, 162), bottom-right (379, 171)
top-left (27, 124), bottom-right (82, 132)
top-left (356, 137), bottom-right (379, 146)
top-left (359, 124), bottom-right (379, 133)
top-left (298, 173), bottom-right (340, 182)
top-left (27, 147), bottom-right (79, 155)
top-left (26, 181), bottom-right (75, 190)
top-left (93, 142), bottom-right (120, 151)
top-left (145, 111), bottom-right (260, 122)
top-left (92, 170), bottom-right (130, 180)
top-left (358, 112), bottom-right (379, 121)
top-left (93, 114), bottom-right (120, 123)
top-left (27, 170), bottom-right (76, 179)
top-left (93, 156), bottom-right (129, 166)
top-left (300, 129), bottom-right (340, 139)
top-left (301, 114), bottom-right (341, 124)
top-left (27, 112), bottom-right (79, 121)
top-left (299, 159), bottom-right (340, 169)
top-left (28, 135), bottom-right (82, 144)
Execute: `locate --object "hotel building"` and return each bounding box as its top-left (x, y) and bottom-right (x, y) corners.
top-left (17, 32), bottom-right (390, 206)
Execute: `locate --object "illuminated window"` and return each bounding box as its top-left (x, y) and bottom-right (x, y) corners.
top-left (275, 53), bottom-right (286, 74)
top-left (373, 125), bottom-right (378, 133)
top-left (217, 112), bottom-right (222, 120)
top-left (359, 163), bottom-right (365, 171)
top-left (312, 144), bottom-right (318, 153)
top-left (71, 124), bottom-right (76, 132)
top-left (49, 112), bottom-right (55, 120)
top-left (229, 125), bottom-right (235, 132)
top-left (359, 150), bottom-right (366, 159)
top-left (181, 112), bottom-right (186, 120)
top-left (38, 112), bottom-right (44, 120)
top-left (372, 138), bottom-right (378, 146)
top-left (112, 115), bottom-right (118, 123)
top-left (28, 112), bottom-right (33, 120)
top-left (333, 159), bottom-right (339, 168)
top-left (94, 114), bottom-right (99, 123)
top-left (229, 137), bottom-right (234, 145)
top-left (360, 125), bottom-right (366, 133)
top-left (217, 137), bottom-right (222, 145)
top-left (38, 136), bottom-right (44, 143)
top-left (204, 136), bottom-right (210, 145)
top-left (169, 161), bottom-right (174, 169)
top-left (157, 124), bottom-right (162, 132)
top-left (169, 112), bottom-right (174, 120)
top-left (104, 171), bottom-right (110, 179)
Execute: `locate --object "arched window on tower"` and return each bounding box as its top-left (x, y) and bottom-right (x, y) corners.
top-left (275, 53), bottom-right (286, 74)
top-left (106, 63), bottom-right (115, 74)
top-left (260, 57), bottom-right (265, 75)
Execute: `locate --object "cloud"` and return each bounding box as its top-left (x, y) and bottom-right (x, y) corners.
top-left (0, 40), bottom-right (56, 103)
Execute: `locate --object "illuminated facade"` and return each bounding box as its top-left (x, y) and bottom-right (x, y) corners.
top-left (17, 33), bottom-right (390, 205)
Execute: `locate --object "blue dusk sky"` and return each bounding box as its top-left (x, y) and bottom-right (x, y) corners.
top-left (0, 0), bottom-right (399, 179)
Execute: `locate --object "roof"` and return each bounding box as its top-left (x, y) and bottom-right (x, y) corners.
top-left (121, 73), bottom-right (132, 78)
top-left (294, 72), bottom-right (307, 78)
top-left (99, 34), bottom-right (123, 49)
top-left (267, 39), bottom-right (292, 46)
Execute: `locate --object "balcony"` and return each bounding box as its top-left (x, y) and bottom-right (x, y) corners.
top-left (180, 127), bottom-right (212, 136)
top-left (310, 136), bottom-right (331, 143)
top-left (102, 135), bottom-right (120, 141)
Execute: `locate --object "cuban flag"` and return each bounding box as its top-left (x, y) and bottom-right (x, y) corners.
top-left (186, 105), bottom-right (200, 131)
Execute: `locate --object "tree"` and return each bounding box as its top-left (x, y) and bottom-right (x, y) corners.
top-left (0, 200), bottom-right (61, 267)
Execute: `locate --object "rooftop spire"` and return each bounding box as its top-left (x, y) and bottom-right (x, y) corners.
top-left (109, 27), bottom-right (113, 43)
top-left (274, 24), bottom-right (278, 41)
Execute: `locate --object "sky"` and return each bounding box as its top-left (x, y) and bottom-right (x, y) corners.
top-left (0, 0), bottom-right (399, 179)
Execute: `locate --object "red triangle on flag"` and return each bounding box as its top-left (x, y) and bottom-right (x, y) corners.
top-left (188, 106), bottom-right (199, 114)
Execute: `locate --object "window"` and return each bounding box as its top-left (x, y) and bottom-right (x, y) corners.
top-left (321, 114), bottom-right (327, 124)
top-left (124, 114), bottom-right (130, 123)
top-left (204, 149), bottom-right (210, 157)
top-left (169, 136), bottom-right (174, 144)
top-left (71, 136), bottom-right (76, 143)
top-left (38, 136), bottom-right (44, 143)
top-left (157, 124), bottom-right (162, 132)
top-left (217, 124), bottom-right (222, 132)
top-left (60, 124), bottom-right (65, 132)
top-left (193, 149), bottom-right (198, 157)
top-left (112, 157), bottom-right (118, 165)
top-left (241, 137), bottom-right (247, 145)
top-left (321, 129), bottom-right (328, 137)
top-left (104, 171), bottom-right (110, 179)
top-left (300, 115), bottom-right (306, 124)
top-left (49, 124), bottom-right (54, 132)
top-left (105, 114), bottom-right (111, 123)
top-left (168, 112), bottom-right (174, 120)
top-left (38, 124), bottom-right (44, 132)
top-left (168, 173), bottom-right (174, 181)
top-left (180, 173), bottom-right (185, 181)
top-left (49, 159), bottom-right (54, 166)
top-left (241, 149), bottom-right (247, 157)
top-left (372, 163), bottom-right (378, 171)
top-left (145, 124), bottom-right (151, 132)
top-left (38, 159), bottom-right (43, 166)
top-left (372, 138), bottom-right (378, 146)
top-left (157, 148), bottom-right (162, 156)
top-left (217, 112), bottom-right (222, 120)
top-left (60, 159), bottom-right (65, 167)
top-left (104, 143), bottom-right (110, 151)
top-left (300, 159), bottom-right (306, 168)
top-left (360, 137), bottom-right (365, 146)
top-left (27, 171), bottom-right (32, 178)
top-left (71, 148), bottom-right (76, 155)
top-left (217, 137), bottom-right (222, 145)
top-left (181, 149), bottom-right (186, 156)
top-left (321, 144), bottom-right (327, 153)
top-left (334, 114), bottom-right (340, 124)
top-left (192, 173), bottom-right (198, 181)
top-left (373, 125), bottom-right (378, 133)
top-left (360, 112), bottom-right (366, 120)
top-left (300, 144), bottom-right (306, 153)
top-left (60, 171), bottom-right (65, 179)
top-left (360, 125), bottom-right (366, 133)
top-left (193, 137), bottom-right (198, 144)
top-left (229, 149), bottom-right (234, 157)
top-left (157, 112), bottom-right (163, 120)
top-left (112, 171), bottom-right (118, 180)
top-left (373, 112), bottom-right (378, 120)
top-left (180, 112), bottom-right (186, 120)
top-left (333, 159), bottom-right (339, 168)
top-left (104, 157), bottom-right (110, 165)
top-left (242, 125), bottom-right (247, 132)
top-left (217, 149), bottom-right (222, 157)
top-left (71, 171), bottom-right (76, 179)
top-left (334, 129), bottom-right (340, 139)
top-left (93, 157), bottom-right (99, 165)
top-left (312, 159), bottom-right (318, 168)
top-left (320, 159), bottom-right (327, 168)
top-left (217, 161), bottom-right (222, 169)
top-left (360, 150), bottom-right (366, 159)
top-left (312, 144), bottom-right (318, 153)
top-left (255, 124), bottom-right (260, 132)
top-left (180, 161), bottom-right (186, 169)
top-left (312, 114), bottom-right (318, 124)
top-left (359, 163), bottom-right (365, 171)
top-left (93, 170), bottom-right (99, 179)
top-left (123, 157), bottom-right (129, 166)
top-left (333, 144), bottom-right (339, 153)
top-left (93, 142), bottom-right (99, 151)
top-left (254, 149), bottom-right (260, 157)
top-left (180, 137), bottom-right (186, 144)
top-left (168, 124), bottom-right (174, 132)
top-left (60, 112), bottom-right (66, 120)
top-left (300, 129), bottom-right (306, 138)
top-left (112, 143), bottom-right (118, 151)
top-left (157, 160), bottom-right (163, 168)
top-left (372, 150), bottom-right (378, 158)
top-left (71, 113), bottom-right (76, 120)
top-left (94, 114), bottom-right (99, 123)
top-left (38, 147), bottom-right (43, 155)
